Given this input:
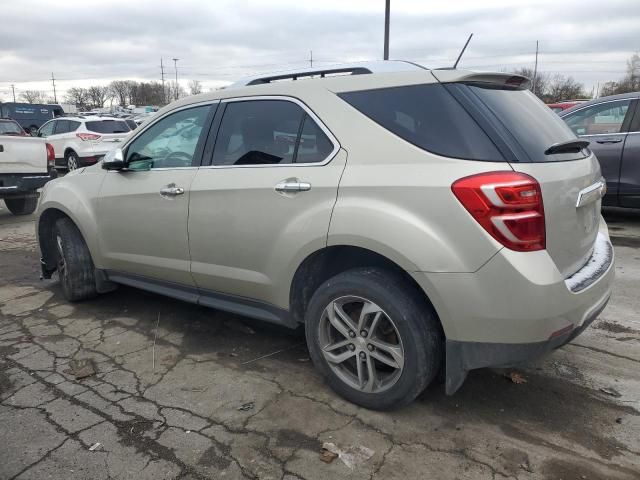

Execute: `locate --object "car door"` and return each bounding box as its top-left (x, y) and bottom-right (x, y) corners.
top-left (97, 102), bottom-right (216, 286)
top-left (188, 97), bottom-right (346, 310)
top-left (619, 99), bottom-right (640, 207)
top-left (50, 120), bottom-right (71, 160)
top-left (562, 98), bottom-right (633, 205)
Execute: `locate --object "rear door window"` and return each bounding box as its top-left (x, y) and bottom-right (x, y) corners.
top-left (338, 83), bottom-right (504, 161)
top-left (212, 100), bottom-right (302, 166)
top-left (86, 120), bottom-right (130, 134)
top-left (54, 120), bottom-right (69, 134)
top-left (563, 100), bottom-right (631, 136)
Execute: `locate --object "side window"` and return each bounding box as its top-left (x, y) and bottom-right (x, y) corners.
top-left (38, 121), bottom-right (55, 137)
top-left (564, 100), bottom-right (631, 136)
top-left (125, 105), bottom-right (210, 169)
top-left (68, 121), bottom-right (80, 132)
top-left (54, 120), bottom-right (69, 134)
top-left (295, 114), bottom-right (334, 163)
top-left (212, 100), bottom-right (304, 166)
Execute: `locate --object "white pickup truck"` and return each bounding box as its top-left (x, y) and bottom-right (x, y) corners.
top-left (0, 130), bottom-right (57, 215)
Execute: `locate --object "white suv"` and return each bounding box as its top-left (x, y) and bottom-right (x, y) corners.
top-left (37, 116), bottom-right (131, 170)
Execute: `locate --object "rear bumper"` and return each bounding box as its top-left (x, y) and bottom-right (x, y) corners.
top-left (411, 221), bottom-right (615, 394)
top-left (0, 170), bottom-right (57, 197)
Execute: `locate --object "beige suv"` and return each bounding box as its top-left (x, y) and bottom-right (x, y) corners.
top-left (37, 61), bottom-right (614, 409)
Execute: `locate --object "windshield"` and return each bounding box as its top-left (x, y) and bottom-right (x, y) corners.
top-left (463, 84), bottom-right (588, 162)
top-left (86, 120), bottom-right (130, 134)
top-left (0, 120), bottom-right (24, 135)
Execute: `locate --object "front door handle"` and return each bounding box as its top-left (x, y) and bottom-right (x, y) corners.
top-left (595, 138), bottom-right (623, 144)
top-left (160, 186), bottom-right (185, 197)
top-left (275, 181), bottom-right (312, 193)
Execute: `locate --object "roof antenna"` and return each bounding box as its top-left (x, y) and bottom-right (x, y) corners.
top-left (453, 33), bottom-right (474, 69)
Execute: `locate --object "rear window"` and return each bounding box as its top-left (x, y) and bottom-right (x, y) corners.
top-left (338, 83), bottom-right (504, 161)
top-left (460, 84), bottom-right (588, 161)
top-left (85, 120), bottom-right (130, 134)
top-left (0, 120), bottom-right (24, 135)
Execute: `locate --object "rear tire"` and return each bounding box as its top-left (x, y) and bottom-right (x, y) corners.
top-left (305, 267), bottom-right (443, 410)
top-left (54, 217), bottom-right (97, 302)
top-left (4, 197), bottom-right (38, 215)
top-left (65, 150), bottom-right (79, 171)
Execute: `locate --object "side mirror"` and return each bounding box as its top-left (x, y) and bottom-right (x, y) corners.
top-left (102, 148), bottom-right (126, 170)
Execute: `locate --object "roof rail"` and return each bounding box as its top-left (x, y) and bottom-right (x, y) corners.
top-left (246, 66), bottom-right (372, 85)
top-left (228, 60), bottom-right (426, 88)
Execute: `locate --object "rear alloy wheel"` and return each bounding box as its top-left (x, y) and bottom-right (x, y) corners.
top-left (4, 197), bottom-right (38, 215)
top-left (318, 296), bottom-right (404, 394)
top-left (66, 151), bottom-right (79, 171)
top-left (305, 267), bottom-right (443, 410)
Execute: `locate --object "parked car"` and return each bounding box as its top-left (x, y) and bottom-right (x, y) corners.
top-left (560, 92), bottom-right (639, 208)
top-left (37, 61), bottom-right (614, 409)
top-left (547, 100), bottom-right (588, 113)
top-left (0, 102), bottom-right (64, 134)
top-left (37, 116), bottom-right (131, 170)
top-left (0, 118), bottom-right (29, 136)
top-left (0, 135), bottom-right (56, 215)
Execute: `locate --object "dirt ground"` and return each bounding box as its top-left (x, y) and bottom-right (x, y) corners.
top-left (0, 205), bottom-right (638, 480)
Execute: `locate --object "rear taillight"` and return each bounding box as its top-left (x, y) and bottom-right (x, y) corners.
top-left (45, 143), bottom-right (55, 168)
top-left (452, 171), bottom-right (545, 252)
top-left (76, 133), bottom-right (101, 141)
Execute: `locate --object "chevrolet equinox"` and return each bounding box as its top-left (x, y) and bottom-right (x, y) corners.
top-left (37, 61), bottom-right (614, 409)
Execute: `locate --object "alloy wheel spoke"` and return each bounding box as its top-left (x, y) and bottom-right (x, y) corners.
top-left (332, 302), bottom-right (358, 334)
top-left (369, 338), bottom-right (404, 369)
top-left (363, 354), bottom-right (377, 392)
top-left (357, 302), bottom-right (380, 332)
top-left (322, 348), bottom-right (356, 365)
top-left (323, 339), bottom-right (351, 353)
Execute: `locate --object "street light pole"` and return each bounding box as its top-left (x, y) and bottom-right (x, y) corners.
top-left (172, 58), bottom-right (179, 100)
top-left (383, 0), bottom-right (390, 60)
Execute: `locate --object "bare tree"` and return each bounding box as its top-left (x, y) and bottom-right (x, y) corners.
top-left (87, 86), bottom-right (109, 109)
top-left (167, 81), bottom-right (187, 101)
top-left (109, 80), bottom-right (130, 106)
top-left (512, 67), bottom-right (549, 99)
top-left (600, 53), bottom-right (640, 96)
top-left (65, 87), bottom-right (90, 110)
top-left (545, 75), bottom-right (586, 103)
top-left (19, 90), bottom-right (45, 103)
top-left (188, 79), bottom-right (203, 95)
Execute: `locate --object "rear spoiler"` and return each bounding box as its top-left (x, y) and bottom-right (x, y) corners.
top-left (431, 70), bottom-right (531, 90)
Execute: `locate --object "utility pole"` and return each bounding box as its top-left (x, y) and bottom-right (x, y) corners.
top-left (11, 84), bottom-right (16, 102)
top-left (160, 58), bottom-right (166, 105)
top-left (383, 0), bottom-right (390, 60)
top-left (51, 73), bottom-right (57, 103)
top-left (532, 40), bottom-right (539, 95)
top-left (310, 50), bottom-right (313, 68)
top-left (172, 58), bottom-right (179, 101)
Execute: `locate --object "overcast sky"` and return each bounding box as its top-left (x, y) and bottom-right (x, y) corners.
top-left (0, 0), bottom-right (638, 103)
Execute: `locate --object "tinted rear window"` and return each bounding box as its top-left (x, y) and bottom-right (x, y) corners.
top-left (462, 84), bottom-right (588, 161)
top-left (86, 120), bottom-right (130, 134)
top-left (0, 120), bottom-right (24, 135)
top-left (338, 83), bottom-right (504, 161)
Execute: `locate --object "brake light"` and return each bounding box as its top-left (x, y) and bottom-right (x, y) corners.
top-left (452, 171), bottom-right (545, 251)
top-left (76, 133), bottom-right (101, 141)
top-left (45, 143), bottom-right (55, 168)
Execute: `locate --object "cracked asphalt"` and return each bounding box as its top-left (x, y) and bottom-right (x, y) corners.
top-left (0, 205), bottom-right (638, 480)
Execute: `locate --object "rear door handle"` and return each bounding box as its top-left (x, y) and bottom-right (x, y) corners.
top-left (275, 181), bottom-right (311, 193)
top-left (595, 138), bottom-right (623, 144)
top-left (159, 186), bottom-right (185, 197)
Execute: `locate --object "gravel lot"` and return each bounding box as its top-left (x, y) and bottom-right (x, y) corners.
top-left (0, 206), bottom-right (638, 480)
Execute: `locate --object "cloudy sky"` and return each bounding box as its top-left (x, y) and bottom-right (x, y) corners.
top-left (0, 0), bottom-right (638, 103)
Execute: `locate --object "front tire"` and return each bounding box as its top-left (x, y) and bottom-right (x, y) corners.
top-left (4, 197), bottom-right (38, 215)
top-left (305, 268), bottom-right (443, 410)
top-left (54, 217), bottom-right (97, 301)
top-left (65, 150), bottom-right (80, 171)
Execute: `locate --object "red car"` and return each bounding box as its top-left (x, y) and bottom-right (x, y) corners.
top-left (547, 100), bottom-right (588, 114)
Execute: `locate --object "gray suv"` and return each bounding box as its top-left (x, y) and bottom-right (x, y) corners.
top-left (560, 92), bottom-right (640, 208)
top-left (37, 61), bottom-right (614, 409)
